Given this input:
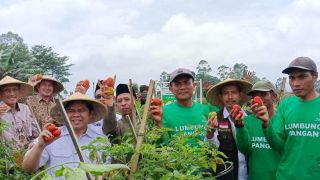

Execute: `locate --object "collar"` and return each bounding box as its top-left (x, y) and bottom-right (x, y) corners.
top-left (60, 124), bottom-right (97, 139)
top-left (3, 103), bottom-right (20, 112)
top-left (223, 107), bottom-right (247, 119)
top-left (36, 94), bottom-right (54, 103)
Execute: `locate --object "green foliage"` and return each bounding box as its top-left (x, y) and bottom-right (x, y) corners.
top-left (83, 128), bottom-right (227, 179)
top-left (196, 60), bottom-right (220, 84)
top-left (159, 71), bottom-right (170, 82)
top-left (30, 45), bottom-right (73, 83)
top-left (31, 161), bottom-right (129, 180)
top-left (316, 80), bottom-right (320, 93)
top-left (0, 121), bottom-right (35, 180)
top-left (0, 32), bottom-right (73, 83)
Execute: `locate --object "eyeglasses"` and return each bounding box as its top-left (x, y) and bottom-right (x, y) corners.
top-left (95, 95), bottom-right (103, 99)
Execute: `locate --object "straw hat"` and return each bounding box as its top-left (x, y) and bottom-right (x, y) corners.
top-left (0, 76), bottom-right (33, 100)
top-left (206, 78), bottom-right (253, 107)
top-left (34, 75), bottom-right (64, 94)
top-left (50, 92), bottom-right (107, 124)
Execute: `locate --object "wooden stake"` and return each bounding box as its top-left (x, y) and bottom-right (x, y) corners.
top-left (128, 80), bottom-right (155, 179)
top-left (128, 79), bottom-right (141, 124)
top-left (278, 77), bottom-right (286, 102)
top-left (54, 97), bottom-right (92, 180)
top-left (125, 115), bottom-right (138, 142)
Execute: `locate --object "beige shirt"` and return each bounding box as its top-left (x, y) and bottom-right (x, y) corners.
top-left (25, 95), bottom-right (56, 130)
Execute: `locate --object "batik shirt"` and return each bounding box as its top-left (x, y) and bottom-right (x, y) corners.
top-left (1, 103), bottom-right (39, 149)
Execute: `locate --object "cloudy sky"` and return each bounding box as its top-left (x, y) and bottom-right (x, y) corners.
top-left (0, 0), bottom-right (319, 94)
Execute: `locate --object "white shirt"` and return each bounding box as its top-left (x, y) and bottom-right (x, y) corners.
top-left (207, 107), bottom-right (248, 180)
top-left (27, 125), bottom-right (110, 178)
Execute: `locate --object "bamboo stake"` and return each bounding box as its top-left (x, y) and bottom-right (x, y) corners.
top-left (125, 115), bottom-right (138, 142)
top-left (128, 79), bottom-right (141, 123)
top-left (54, 97), bottom-right (92, 180)
top-left (278, 77), bottom-right (286, 102)
top-left (128, 80), bottom-right (155, 180)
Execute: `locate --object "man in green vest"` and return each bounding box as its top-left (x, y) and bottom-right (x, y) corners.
top-left (206, 78), bottom-right (252, 180)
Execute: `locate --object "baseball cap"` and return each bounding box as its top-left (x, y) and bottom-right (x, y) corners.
top-left (282, 57), bottom-right (317, 74)
top-left (247, 80), bottom-right (276, 96)
top-left (169, 68), bottom-right (194, 83)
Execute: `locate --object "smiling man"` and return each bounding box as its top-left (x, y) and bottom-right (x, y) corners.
top-left (150, 68), bottom-right (210, 144)
top-left (254, 57), bottom-right (320, 179)
top-left (22, 92), bottom-right (109, 177)
top-left (0, 76), bottom-right (39, 149)
top-left (26, 75), bottom-right (64, 130)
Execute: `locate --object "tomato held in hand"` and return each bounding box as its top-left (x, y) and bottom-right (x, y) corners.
top-left (252, 96), bottom-right (263, 106)
top-left (82, 80), bottom-right (90, 89)
top-left (151, 98), bottom-right (162, 106)
top-left (232, 104), bottom-right (241, 114)
top-left (47, 123), bottom-right (57, 132)
top-left (44, 136), bottom-right (54, 142)
top-left (104, 77), bottom-right (115, 87)
top-left (52, 129), bottom-right (61, 137)
top-left (35, 74), bottom-right (43, 81)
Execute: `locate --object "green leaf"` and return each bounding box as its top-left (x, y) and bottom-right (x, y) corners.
top-left (78, 162), bottom-right (130, 175)
top-left (211, 163), bottom-right (217, 172)
top-left (63, 166), bottom-right (86, 180)
top-left (54, 166), bottom-right (65, 177)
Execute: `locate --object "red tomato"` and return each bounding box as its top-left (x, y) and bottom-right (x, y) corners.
top-left (52, 129), bottom-right (61, 137)
top-left (232, 104), bottom-right (241, 114)
top-left (151, 98), bottom-right (162, 106)
top-left (253, 96), bottom-right (263, 106)
top-left (47, 123), bottom-right (57, 132)
top-left (44, 136), bottom-right (54, 142)
top-left (82, 80), bottom-right (90, 89)
top-left (104, 77), bottom-right (114, 87)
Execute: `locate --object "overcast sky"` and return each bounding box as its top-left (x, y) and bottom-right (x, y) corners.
top-left (1, 0), bottom-right (319, 95)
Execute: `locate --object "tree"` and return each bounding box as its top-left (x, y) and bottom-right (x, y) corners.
top-left (0, 32), bottom-right (37, 81)
top-left (159, 71), bottom-right (170, 82)
top-left (217, 63), bottom-right (261, 83)
top-left (316, 80), bottom-right (320, 93)
top-left (30, 45), bottom-right (73, 83)
top-left (217, 65), bottom-right (231, 81)
top-left (195, 60), bottom-right (219, 84)
top-left (132, 83), bottom-right (139, 93)
top-left (0, 32), bottom-right (73, 83)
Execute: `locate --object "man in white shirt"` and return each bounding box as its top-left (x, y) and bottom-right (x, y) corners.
top-left (206, 78), bottom-right (252, 180)
top-left (22, 92), bottom-right (109, 178)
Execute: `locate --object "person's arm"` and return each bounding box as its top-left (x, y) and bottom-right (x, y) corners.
top-left (263, 114), bottom-right (286, 153)
top-left (236, 124), bottom-right (252, 156)
top-left (22, 143), bottom-right (46, 172)
top-left (22, 125), bottom-right (56, 172)
top-left (102, 106), bottom-right (118, 136)
top-left (252, 101), bottom-right (286, 153)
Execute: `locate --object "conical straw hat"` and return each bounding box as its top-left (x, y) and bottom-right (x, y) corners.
top-left (0, 76), bottom-right (33, 100)
top-left (34, 75), bottom-right (64, 94)
top-left (206, 78), bottom-right (253, 107)
top-left (50, 92), bottom-right (107, 124)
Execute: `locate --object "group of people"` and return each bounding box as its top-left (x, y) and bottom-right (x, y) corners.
top-left (150, 56), bottom-right (320, 180)
top-left (0, 56), bottom-right (319, 179)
